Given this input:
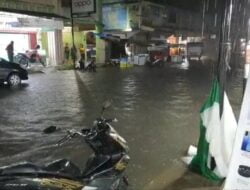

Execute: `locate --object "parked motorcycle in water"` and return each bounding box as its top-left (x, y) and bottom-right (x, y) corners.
top-left (0, 101), bottom-right (130, 190)
top-left (146, 56), bottom-right (165, 67)
top-left (14, 50), bottom-right (45, 68)
top-left (85, 59), bottom-right (97, 72)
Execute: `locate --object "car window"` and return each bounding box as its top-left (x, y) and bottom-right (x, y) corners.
top-left (0, 58), bottom-right (3, 65)
top-left (0, 58), bottom-right (8, 67)
top-left (0, 57), bottom-right (6, 62)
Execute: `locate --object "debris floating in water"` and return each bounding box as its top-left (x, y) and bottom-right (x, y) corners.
top-left (43, 126), bottom-right (58, 134)
top-left (182, 145), bottom-right (197, 165)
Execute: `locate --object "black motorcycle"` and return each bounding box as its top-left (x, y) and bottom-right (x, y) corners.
top-left (0, 101), bottom-right (130, 190)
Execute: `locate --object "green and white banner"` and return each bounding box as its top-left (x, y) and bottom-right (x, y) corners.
top-left (190, 79), bottom-right (237, 181)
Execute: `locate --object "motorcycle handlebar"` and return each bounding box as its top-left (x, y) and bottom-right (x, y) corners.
top-left (56, 129), bottom-right (87, 146)
top-left (104, 118), bottom-right (118, 123)
top-left (55, 118), bottom-right (118, 146)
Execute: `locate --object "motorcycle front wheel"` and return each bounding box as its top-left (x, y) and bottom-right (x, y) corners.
top-left (15, 55), bottom-right (28, 68)
top-left (117, 176), bottom-right (129, 190)
top-left (19, 57), bottom-right (29, 68)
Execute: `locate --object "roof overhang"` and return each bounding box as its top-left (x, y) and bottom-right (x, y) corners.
top-left (0, 8), bottom-right (68, 20)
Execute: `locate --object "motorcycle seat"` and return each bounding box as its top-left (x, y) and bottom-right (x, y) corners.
top-left (0, 160), bottom-right (81, 179)
top-left (0, 162), bottom-right (43, 175)
top-left (44, 159), bottom-right (82, 178)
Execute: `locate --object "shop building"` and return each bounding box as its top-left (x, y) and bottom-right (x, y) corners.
top-left (0, 0), bottom-right (65, 65)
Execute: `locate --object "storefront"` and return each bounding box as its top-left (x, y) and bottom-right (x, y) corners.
top-left (0, 0), bottom-right (64, 66)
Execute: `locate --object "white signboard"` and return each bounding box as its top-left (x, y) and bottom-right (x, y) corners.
top-left (18, 18), bottom-right (64, 30)
top-left (72, 0), bottom-right (96, 15)
top-left (224, 67), bottom-right (250, 189)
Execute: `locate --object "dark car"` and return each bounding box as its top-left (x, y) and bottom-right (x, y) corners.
top-left (0, 57), bottom-right (28, 86)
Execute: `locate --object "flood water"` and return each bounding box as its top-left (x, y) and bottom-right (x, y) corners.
top-left (0, 61), bottom-right (244, 190)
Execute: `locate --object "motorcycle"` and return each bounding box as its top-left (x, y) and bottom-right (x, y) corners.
top-left (146, 56), bottom-right (164, 67)
top-left (85, 59), bottom-right (97, 72)
top-left (0, 101), bottom-right (130, 190)
top-left (14, 50), bottom-right (45, 68)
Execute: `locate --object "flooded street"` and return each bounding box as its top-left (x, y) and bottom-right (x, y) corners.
top-left (0, 62), bottom-right (244, 190)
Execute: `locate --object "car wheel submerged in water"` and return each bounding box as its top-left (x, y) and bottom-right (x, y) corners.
top-left (0, 57), bottom-right (28, 86)
top-left (7, 73), bottom-right (21, 87)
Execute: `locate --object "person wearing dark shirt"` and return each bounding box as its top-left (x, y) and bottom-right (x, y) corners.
top-left (64, 43), bottom-right (70, 61)
top-left (6, 41), bottom-right (14, 62)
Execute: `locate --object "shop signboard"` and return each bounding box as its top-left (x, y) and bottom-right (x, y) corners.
top-left (224, 65), bottom-right (250, 189)
top-left (103, 4), bottom-right (129, 30)
top-left (72, 0), bottom-right (96, 16)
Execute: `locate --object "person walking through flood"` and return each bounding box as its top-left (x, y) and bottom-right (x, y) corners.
top-left (6, 41), bottom-right (14, 62)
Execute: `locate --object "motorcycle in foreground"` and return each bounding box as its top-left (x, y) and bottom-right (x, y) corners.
top-left (0, 101), bottom-right (130, 190)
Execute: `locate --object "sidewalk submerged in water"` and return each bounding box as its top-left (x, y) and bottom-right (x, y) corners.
top-left (163, 171), bottom-right (222, 190)
top-left (27, 65), bottom-right (57, 74)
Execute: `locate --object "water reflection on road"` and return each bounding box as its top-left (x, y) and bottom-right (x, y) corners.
top-left (0, 62), bottom-right (243, 189)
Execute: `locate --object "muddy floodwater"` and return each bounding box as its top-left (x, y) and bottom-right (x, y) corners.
top-left (0, 62), bottom-right (243, 189)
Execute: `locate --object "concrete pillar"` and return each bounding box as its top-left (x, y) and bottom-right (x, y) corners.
top-left (47, 29), bottom-right (64, 66)
top-left (95, 0), bottom-right (106, 65)
top-left (96, 39), bottom-right (106, 65)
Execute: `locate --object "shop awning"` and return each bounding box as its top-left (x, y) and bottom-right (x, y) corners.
top-left (0, 11), bottom-right (65, 30)
top-left (95, 33), bottom-right (121, 42)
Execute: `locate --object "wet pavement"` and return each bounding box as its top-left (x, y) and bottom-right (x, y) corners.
top-left (0, 61), bottom-right (244, 190)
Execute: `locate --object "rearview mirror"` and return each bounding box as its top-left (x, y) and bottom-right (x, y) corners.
top-left (101, 100), bottom-right (112, 116)
top-left (102, 100), bottom-right (112, 109)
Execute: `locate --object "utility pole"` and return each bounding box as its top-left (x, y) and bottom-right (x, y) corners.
top-left (96, 0), bottom-right (103, 34)
top-left (70, 0), bottom-right (76, 68)
top-left (201, 0), bottom-right (206, 37)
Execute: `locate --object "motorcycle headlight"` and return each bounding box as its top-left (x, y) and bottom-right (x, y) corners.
top-left (93, 120), bottom-right (98, 127)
